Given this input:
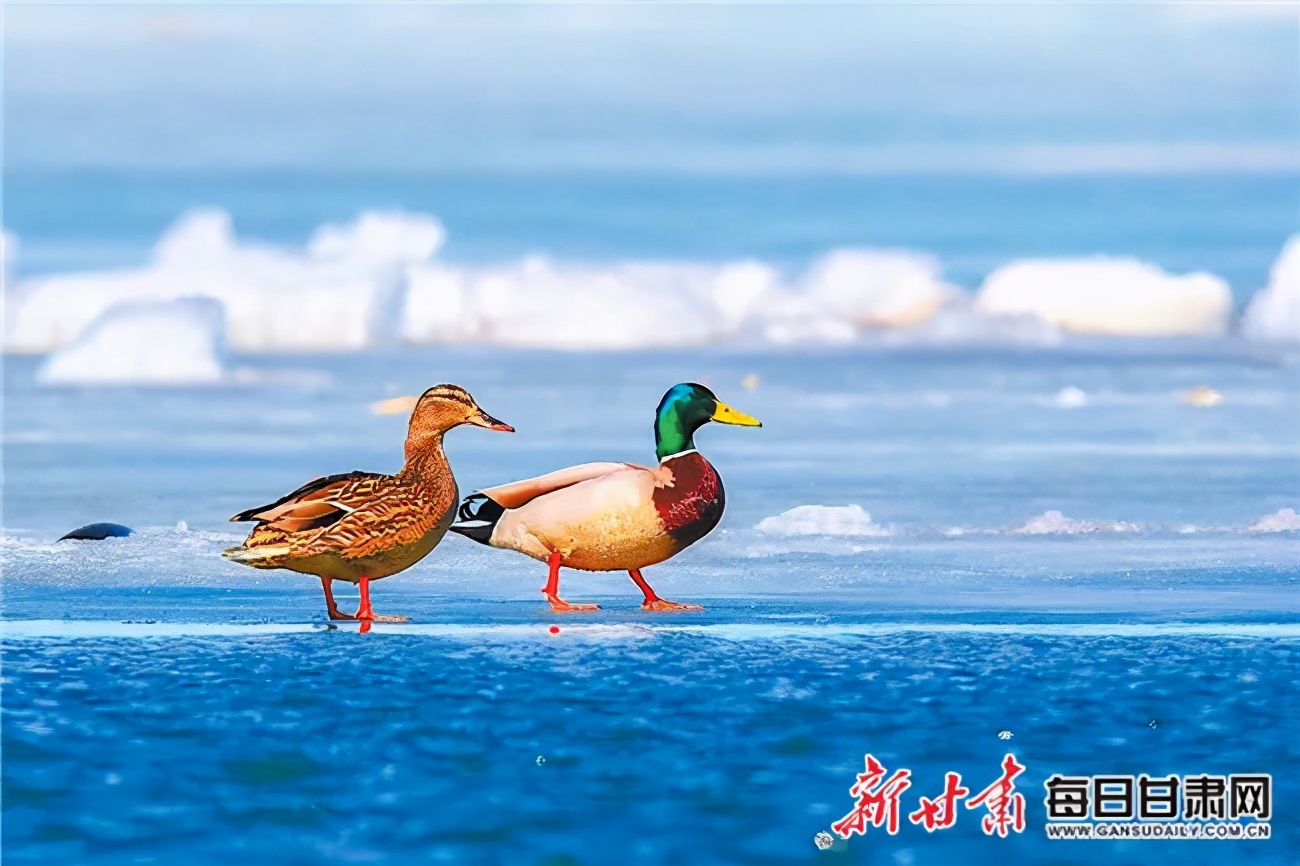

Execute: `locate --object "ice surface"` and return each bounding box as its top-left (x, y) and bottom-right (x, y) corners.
top-left (36, 298), bottom-right (226, 386)
top-left (659, 622), bottom-right (1300, 639)
top-left (0, 620), bottom-right (322, 638)
top-left (1242, 235), bottom-right (1300, 342)
top-left (4, 618), bottom-right (1298, 642)
top-left (4, 347), bottom-right (1297, 864)
top-left (975, 257), bottom-right (1232, 336)
top-left (4, 346), bottom-right (1295, 610)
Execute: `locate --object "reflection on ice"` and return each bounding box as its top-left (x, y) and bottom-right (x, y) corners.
top-left (0, 621), bottom-right (324, 639)
top-left (3, 619), bottom-right (1298, 642)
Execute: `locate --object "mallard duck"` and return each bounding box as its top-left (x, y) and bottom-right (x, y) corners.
top-left (451, 382), bottom-right (760, 612)
top-left (224, 384), bottom-right (512, 622)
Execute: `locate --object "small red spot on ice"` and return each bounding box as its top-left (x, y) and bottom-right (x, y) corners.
top-left (549, 625), bottom-right (560, 635)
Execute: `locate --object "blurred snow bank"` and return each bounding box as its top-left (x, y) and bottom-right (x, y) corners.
top-left (5, 215), bottom-right (1299, 374)
top-left (975, 258), bottom-right (1232, 336)
top-left (6, 209), bottom-right (443, 356)
top-left (401, 257), bottom-right (762, 349)
top-left (1015, 510), bottom-right (1140, 535)
top-left (1248, 508), bottom-right (1300, 532)
top-left (1241, 236), bottom-right (1300, 342)
top-left (400, 250), bottom-right (958, 350)
top-left (754, 505), bottom-right (892, 537)
top-left (37, 299), bottom-right (225, 386)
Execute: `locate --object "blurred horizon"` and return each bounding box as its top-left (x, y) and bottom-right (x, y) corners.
top-left (4, 2), bottom-right (1299, 368)
top-left (6, 3), bottom-right (1299, 175)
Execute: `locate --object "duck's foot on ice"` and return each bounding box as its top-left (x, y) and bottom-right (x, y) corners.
top-left (545, 593), bottom-right (601, 613)
top-left (641, 598), bottom-right (704, 613)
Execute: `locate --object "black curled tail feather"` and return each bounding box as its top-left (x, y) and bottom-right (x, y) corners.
top-left (449, 493), bottom-right (505, 545)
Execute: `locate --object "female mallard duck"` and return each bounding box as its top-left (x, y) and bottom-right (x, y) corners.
top-left (451, 383), bottom-right (760, 612)
top-left (224, 384), bottom-right (512, 622)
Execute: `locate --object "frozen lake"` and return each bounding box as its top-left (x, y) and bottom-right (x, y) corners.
top-left (3, 347), bottom-right (1297, 863)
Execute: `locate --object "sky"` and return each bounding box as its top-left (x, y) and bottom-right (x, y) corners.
top-left (4, 2), bottom-right (1299, 174)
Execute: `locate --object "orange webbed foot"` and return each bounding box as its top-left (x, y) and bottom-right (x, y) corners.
top-left (545, 593), bottom-right (601, 613)
top-left (641, 599), bottom-right (704, 613)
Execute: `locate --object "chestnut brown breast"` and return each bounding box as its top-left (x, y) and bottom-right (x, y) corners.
top-left (652, 451), bottom-right (726, 552)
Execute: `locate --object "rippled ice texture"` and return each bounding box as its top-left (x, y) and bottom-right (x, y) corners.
top-left (3, 347), bottom-right (1298, 864)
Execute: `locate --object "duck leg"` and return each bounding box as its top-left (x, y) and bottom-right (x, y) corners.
top-left (320, 577), bottom-right (354, 621)
top-left (543, 550), bottom-right (600, 613)
top-left (629, 569), bottom-right (703, 612)
top-left (352, 576), bottom-right (410, 624)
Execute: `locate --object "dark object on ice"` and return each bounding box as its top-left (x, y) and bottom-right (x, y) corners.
top-left (59, 522), bottom-right (133, 541)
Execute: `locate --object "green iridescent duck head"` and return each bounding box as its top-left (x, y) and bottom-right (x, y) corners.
top-left (653, 382), bottom-right (761, 461)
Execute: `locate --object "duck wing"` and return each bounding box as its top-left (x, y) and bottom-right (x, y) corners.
top-left (479, 462), bottom-right (638, 508)
top-left (452, 461), bottom-right (663, 547)
top-left (230, 471), bottom-right (385, 534)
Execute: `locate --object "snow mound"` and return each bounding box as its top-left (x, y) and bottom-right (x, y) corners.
top-left (400, 257), bottom-right (752, 350)
top-left (9, 209), bottom-right (1271, 352)
top-left (1014, 510), bottom-right (1139, 535)
top-left (1180, 386), bottom-right (1223, 407)
top-left (1053, 386), bottom-right (1089, 408)
top-left (10, 216), bottom-right (965, 355)
top-left (1241, 236), bottom-right (1300, 342)
top-left (757, 250), bottom-right (958, 345)
top-left (1248, 508), bottom-right (1300, 532)
top-left (794, 249), bottom-right (956, 329)
top-left (5, 209), bottom-right (443, 354)
top-left (307, 210), bottom-right (445, 264)
top-left (754, 505), bottom-right (891, 537)
top-left (401, 249), bottom-right (957, 349)
top-left (37, 298), bottom-right (225, 386)
top-left (975, 258), bottom-right (1232, 336)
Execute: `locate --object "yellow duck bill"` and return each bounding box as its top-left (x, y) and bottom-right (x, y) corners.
top-left (711, 401), bottom-right (762, 427)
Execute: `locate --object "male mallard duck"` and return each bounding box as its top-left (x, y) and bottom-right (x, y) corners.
top-left (224, 384), bottom-right (512, 622)
top-left (451, 383), bottom-right (760, 612)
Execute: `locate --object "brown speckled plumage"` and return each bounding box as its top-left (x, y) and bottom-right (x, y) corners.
top-left (224, 384), bottom-right (511, 588)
